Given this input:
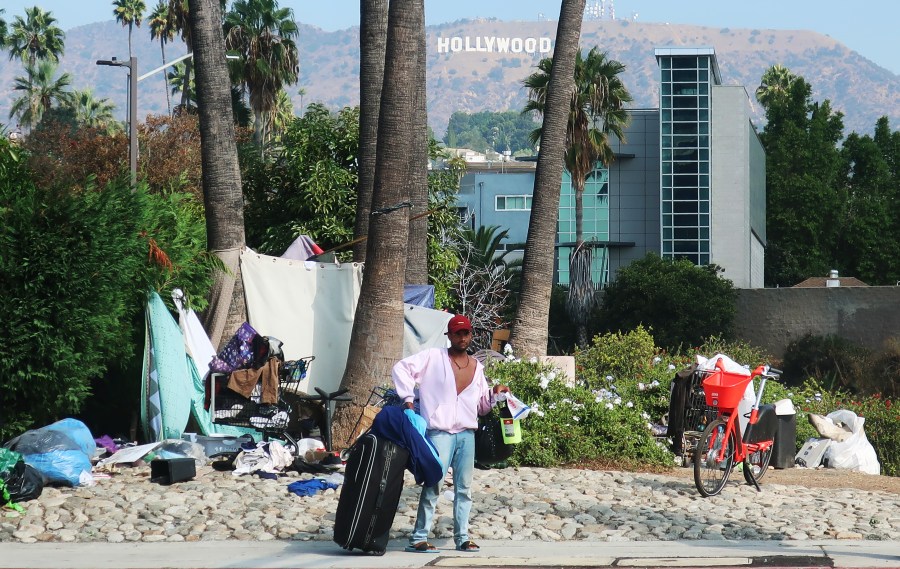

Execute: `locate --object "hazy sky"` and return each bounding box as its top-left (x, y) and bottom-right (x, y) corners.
top-left (3, 0), bottom-right (898, 74)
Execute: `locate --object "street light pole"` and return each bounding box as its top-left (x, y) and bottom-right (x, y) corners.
top-left (97, 53), bottom-right (237, 188)
top-left (128, 56), bottom-right (137, 187)
top-left (96, 56), bottom-right (138, 187)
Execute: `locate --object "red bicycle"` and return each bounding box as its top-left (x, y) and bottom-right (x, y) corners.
top-left (693, 360), bottom-right (782, 497)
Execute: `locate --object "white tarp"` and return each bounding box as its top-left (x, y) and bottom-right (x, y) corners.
top-left (403, 304), bottom-right (452, 357)
top-left (241, 250), bottom-right (364, 395)
top-left (241, 249), bottom-right (453, 393)
top-left (241, 249), bottom-right (450, 395)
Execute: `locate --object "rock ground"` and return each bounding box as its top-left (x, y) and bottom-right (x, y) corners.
top-left (2, 462), bottom-right (898, 544)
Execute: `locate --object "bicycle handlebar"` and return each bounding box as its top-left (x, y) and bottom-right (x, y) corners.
top-left (757, 365), bottom-right (782, 379)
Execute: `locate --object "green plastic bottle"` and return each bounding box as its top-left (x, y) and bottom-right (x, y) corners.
top-left (498, 398), bottom-right (522, 444)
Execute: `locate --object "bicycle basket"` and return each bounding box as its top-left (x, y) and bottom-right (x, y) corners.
top-left (702, 369), bottom-right (753, 410)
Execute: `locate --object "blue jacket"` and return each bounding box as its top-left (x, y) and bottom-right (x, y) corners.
top-left (370, 405), bottom-right (443, 487)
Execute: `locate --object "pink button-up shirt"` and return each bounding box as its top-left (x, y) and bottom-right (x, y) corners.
top-left (392, 348), bottom-right (494, 434)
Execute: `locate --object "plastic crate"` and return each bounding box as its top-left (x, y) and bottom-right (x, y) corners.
top-left (181, 433), bottom-right (254, 458)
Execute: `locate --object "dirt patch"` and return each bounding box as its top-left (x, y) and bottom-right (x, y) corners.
top-left (656, 463), bottom-right (900, 494)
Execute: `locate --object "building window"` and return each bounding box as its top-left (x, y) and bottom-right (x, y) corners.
top-left (557, 168), bottom-right (610, 286)
top-left (495, 195), bottom-right (532, 211)
top-left (659, 53), bottom-right (712, 266)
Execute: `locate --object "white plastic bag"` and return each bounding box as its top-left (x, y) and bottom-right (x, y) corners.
top-left (822, 409), bottom-right (880, 475)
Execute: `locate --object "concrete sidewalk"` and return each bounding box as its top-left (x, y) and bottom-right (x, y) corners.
top-left (2, 539), bottom-right (899, 568)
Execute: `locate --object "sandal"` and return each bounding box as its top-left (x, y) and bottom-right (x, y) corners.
top-left (456, 540), bottom-right (480, 552)
top-left (404, 541), bottom-right (438, 553)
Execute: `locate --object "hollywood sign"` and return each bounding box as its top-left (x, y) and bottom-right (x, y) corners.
top-left (436, 36), bottom-right (553, 54)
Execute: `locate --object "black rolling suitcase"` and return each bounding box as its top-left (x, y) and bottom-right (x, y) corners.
top-left (333, 432), bottom-right (408, 555)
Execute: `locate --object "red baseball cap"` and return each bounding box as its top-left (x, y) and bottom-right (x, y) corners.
top-left (447, 315), bottom-right (472, 334)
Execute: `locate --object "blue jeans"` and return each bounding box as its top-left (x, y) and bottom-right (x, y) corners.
top-left (410, 429), bottom-right (475, 547)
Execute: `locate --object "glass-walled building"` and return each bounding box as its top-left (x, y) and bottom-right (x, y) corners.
top-left (557, 168), bottom-right (610, 285)
top-left (657, 48), bottom-right (718, 266)
top-left (453, 46), bottom-right (765, 289)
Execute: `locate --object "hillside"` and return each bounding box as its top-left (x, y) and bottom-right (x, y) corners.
top-left (2, 18), bottom-right (898, 138)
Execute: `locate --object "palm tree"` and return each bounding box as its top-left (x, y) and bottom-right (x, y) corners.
top-left (148, 0), bottom-right (174, 115)
top-left (0, 9), bottom-right (9, 48)
top-left (113, 0), bottom-right (147, 60)
top-left (296, 86), bottom-right (306, 117)
top-left (352, 0), bottom-right (388, 262)
top-left (336, 0), bottom-right (422, 439)
top-left (186, 0), bottom-right (247, 348)
top-left (268, 88), bottom-right (295, 146)
top-left (524, 46), bottom-right (632, 347)
top-left (756, 64), bottom-right (797, 111)
top-left (167, 0), bottom-right (194, 110)
top-left (9, 60), bottom-right (73, 130)
top-left (405, 3), bottom-right (428, 285)
top-left (67, 88), bottom-right (120, 132)
top-left (460, 225), bottom-right (515, 274)
top-left (224, 0), bottom-right (300, 149)
top-left (508, 0), bottom-right (586, 358)
top-left (455, 226), bottom-right (517, 350)
top-left (167, 61), bottom-right (196, 111)
top-left (6, 6), bottom-right (65, 70)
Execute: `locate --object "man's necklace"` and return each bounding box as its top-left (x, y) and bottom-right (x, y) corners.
top-left (452, 355), bottom-right (470, 370)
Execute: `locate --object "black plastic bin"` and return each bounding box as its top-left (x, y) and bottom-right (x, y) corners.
top-left (772, 401), bottom-right (797, 469)
top-left (150, 458), bottom-right (196, 484)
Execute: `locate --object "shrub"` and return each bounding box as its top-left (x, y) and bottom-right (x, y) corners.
top-left (597, 253), bottom-right (737, 351)
top-left (0, 171), bottom-right (143, 439)
top-left (782, 333), bottom-right (870, 391)
top-left (0, 139), bottom-right (216, 441)
top-left (485, 336), bottom-right (678, 469)
top-left (482, 329), bottom-right (788, 470)
top-left (868, 337), bottom-right (900, 399)
top-left (485, 325), bottom-right (899, 476)
top-left (241, 104), bottom-right (359, 257)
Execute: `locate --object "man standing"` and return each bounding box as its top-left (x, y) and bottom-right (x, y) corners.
top-left (392, 314), bottom-right (507, 553)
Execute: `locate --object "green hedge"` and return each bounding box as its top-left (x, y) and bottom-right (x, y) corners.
top-left (0, 138), bottom-right (215, 441)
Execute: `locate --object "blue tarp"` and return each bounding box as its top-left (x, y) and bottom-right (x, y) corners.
top-left (403, 285), bottom-right (435, 308)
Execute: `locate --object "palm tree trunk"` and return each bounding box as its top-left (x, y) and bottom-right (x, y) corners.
top-left (568, 177), bottom-right (594, 346)
top-left (161, 42), bottom-right (171, 115)
top-left (574, 184), bottom-right (584, 248)
top-left (334, 0), bottom-right (421, 445)
top-left (405, 3), bottom-right (428, 285)
top-left (508, 0), bottom-right (586, 358)
top-left (353, 0), bottom-right (388, 262)
top-left (188, 0), bottom-right (246, 349)
top-left (253, 106), bottom-right (265, 152)
top-left (181, 56), bottom-right (193, 110)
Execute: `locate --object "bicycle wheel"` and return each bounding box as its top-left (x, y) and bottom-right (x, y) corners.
top-left (742, 443), bottom-right (773, 484)
top-left (693, 418), bottom-right (735, 497)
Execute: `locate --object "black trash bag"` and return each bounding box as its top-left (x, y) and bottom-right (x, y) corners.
top-left (0, 450), bottom-right (44, 504)
top-left (474, 412), bottom-right (514, 466)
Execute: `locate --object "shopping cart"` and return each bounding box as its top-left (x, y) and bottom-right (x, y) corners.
top-left (679, 368), bottom-right (719, 464)
top-left (209, 356), bottom-right (315, 453)
top-left (343, 385), bottom-right (406, 448)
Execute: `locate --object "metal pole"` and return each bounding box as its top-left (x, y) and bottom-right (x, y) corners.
top-left (129, 56), bottom-right (138, 188)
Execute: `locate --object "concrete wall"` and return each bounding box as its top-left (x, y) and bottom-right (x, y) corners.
top-left (711, 85), bottom-right (755, 289)
top-left (734, 287), bottom-right (900, 358)
top-left (607, 109), bottom-right (661, 281)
